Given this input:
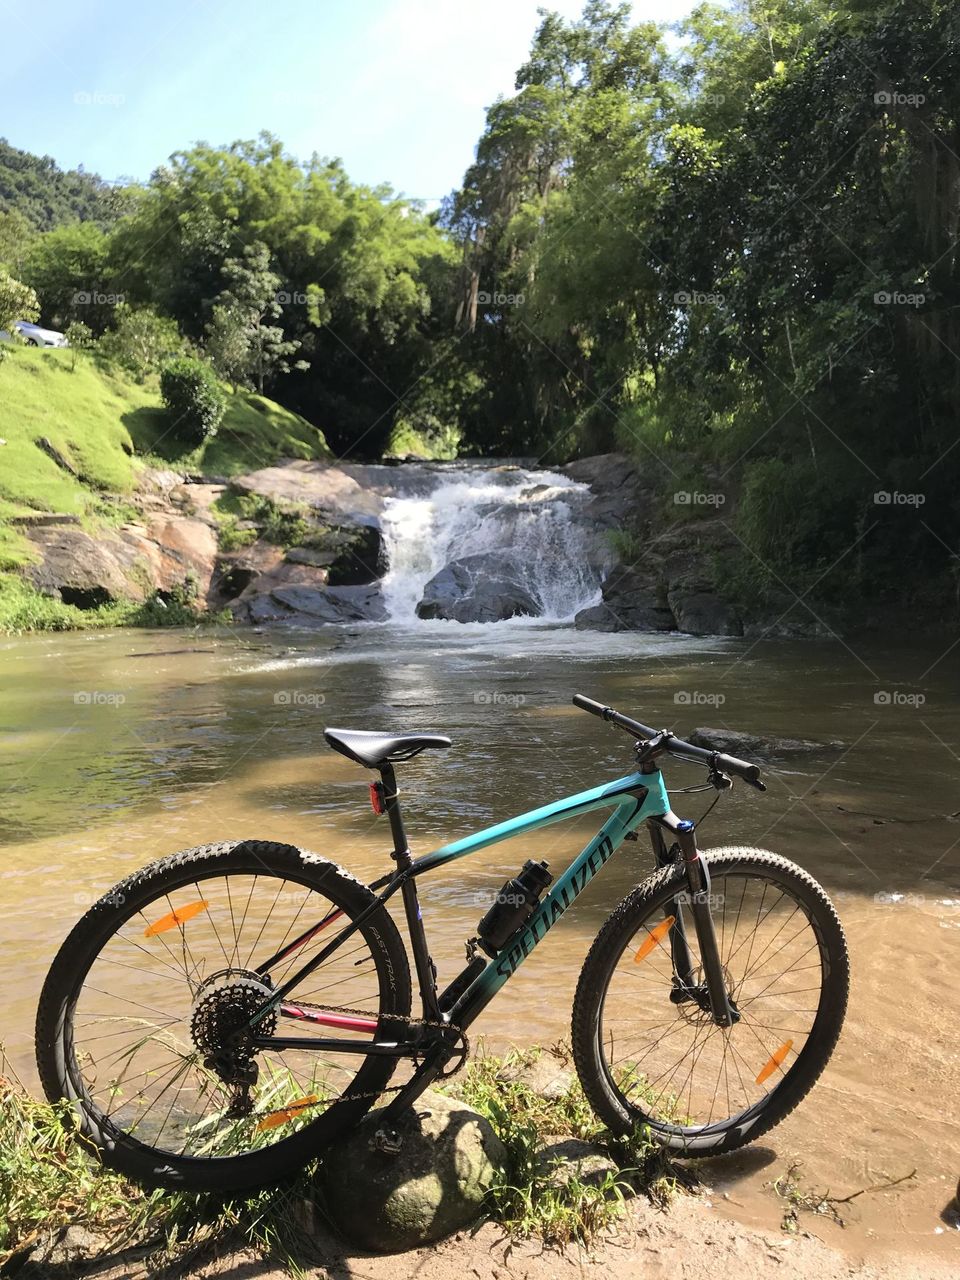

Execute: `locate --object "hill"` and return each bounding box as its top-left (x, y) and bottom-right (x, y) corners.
top-left (0, 138), bottom-right (117, 231)
top-left (0, 345), bottom-right (333, 626)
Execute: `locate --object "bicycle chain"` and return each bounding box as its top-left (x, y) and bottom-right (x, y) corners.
top-left (255, 1001), bottom-right (468, 1122)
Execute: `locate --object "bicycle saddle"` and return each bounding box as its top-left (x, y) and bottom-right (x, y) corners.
top-left (324, 727), bottom-right (452, 768)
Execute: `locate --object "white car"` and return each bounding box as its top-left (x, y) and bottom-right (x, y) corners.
top-left (0, 320), bottom-right (69, 348)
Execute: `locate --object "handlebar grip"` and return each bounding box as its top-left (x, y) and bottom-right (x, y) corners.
top-left (572, 694), bottom-right (611, 719)
top-left (715, 752), bottom-right (762, 785)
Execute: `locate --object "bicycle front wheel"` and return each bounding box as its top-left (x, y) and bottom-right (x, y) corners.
top-left (572, 848), bottom-right (848, 1155)
top-left (36, 840), bottom-right (412, 1192)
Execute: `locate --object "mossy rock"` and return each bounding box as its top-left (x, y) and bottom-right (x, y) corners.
top-left (316, 1090), bottom-right (505, 1252)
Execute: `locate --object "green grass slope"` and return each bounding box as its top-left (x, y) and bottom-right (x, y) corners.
top-left (0, 346), bottom-right (332, 574)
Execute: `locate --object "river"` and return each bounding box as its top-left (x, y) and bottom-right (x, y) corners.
top-left (1, 617), bottom-right (958, 1262)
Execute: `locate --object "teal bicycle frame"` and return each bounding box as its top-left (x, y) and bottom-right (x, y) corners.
top-left (253, 756), bottom-right (734, 1131)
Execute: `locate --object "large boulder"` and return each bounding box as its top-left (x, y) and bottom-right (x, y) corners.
top-left (25, 526), bottom-right (137, 606)
top-left (24, 515), bottom-right (219, 608)
top-left (230, 460), bottom-right (384, 523)
top-left (317, 1090), bottom-right (506, 1252)
top-left (269, 582), bottom-right (387, 623)
top-left (689, 727), bottom-right (845, 757)
top-left (575, 567), bottom-right (675, 633)
top-left (416, 553), bottom-right (539, 623)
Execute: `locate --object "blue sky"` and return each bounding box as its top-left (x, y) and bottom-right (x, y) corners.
top-left (2, 0), bottom-right (697, 201)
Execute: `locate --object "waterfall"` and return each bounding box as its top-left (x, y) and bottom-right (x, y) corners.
top-left (378, 464), bottom-right (608, 624)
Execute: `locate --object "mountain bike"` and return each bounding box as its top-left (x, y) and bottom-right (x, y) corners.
top-left (36, 694), bottom-right (849, 1192)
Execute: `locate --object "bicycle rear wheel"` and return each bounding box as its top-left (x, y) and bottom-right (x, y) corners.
top-left (572, 847), bottom-right (848, 1155)
top-left (36, 840), bottom-right (411, 1192)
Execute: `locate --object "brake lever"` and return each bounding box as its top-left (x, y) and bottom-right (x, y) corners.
top-left (745, 777), bottom-right (767, 792)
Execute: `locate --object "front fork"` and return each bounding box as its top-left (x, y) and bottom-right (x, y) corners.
top-left (650, 814), bottom-right (738, 1028)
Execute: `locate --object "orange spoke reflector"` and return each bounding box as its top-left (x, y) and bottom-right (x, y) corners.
top-left (634, 915), bottom-right (676, 963)
top-left (256, 1095), bottom-right (319, 1132)
top-left (143, 900), bottom-right (210, 937)
top-left (755, 1039), bottom-right (794, 1085)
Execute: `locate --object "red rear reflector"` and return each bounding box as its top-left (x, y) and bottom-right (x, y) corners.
top-left (369, 782), bottom-right (385, 815)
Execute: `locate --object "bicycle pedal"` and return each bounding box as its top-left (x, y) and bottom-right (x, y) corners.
top-left (371, 1126), bottom-right (403, 1156)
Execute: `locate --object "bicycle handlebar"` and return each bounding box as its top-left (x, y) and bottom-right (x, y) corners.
top-left (572, 693), bottom-right (765, 788)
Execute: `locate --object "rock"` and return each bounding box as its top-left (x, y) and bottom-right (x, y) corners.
top-left (300, 521), bottom-right (386, 585)
top-left (575, 567), bottom-right (675, 633)
top-left (668, 589), bottom-right (742, 637)
top-left (36, 435), bottom-right (80, 476)
top-left (25, 515), bottom-right (219, 609)
top-left (689, 727), bottom-right (845, 758)
top-left (271, 583), bottom-right (387, 623)
top-left (536, 1138), bottom-right (621, 1191)
top-left (416, 553), bottom-right (540, 623)
top-left (231, 460), bottom-right (384, 523)
top-left (25, 526), bottom-right (137, 606)
top-left (127, 516), bottom-right (218, 599)
top-left (284, 546), bottom-right (335, 569)
top-left (562, 453), bottom-right (658, 531)
top-left (317, 1090), bottom-right (506, 1251)
top-left (9, 512), bottom-right (80, 527)
top-left (499, 1049), bottom-right (574, 1100)
top-left (25, 1223), bottom-right (108, 1268)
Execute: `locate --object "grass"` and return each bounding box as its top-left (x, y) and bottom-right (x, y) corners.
top-left (0, 345), bottom-right (331, 627)
top-left (126, 389), bottom-right (332, 477)
top-left (0, 1045), bottom-right (684, 1272)
top-left (212, 491), bottom-right (311, 549)
top-left (0, 574), bottom-right (231, 634)
top-left (441, 1044), bottom-right (683, 1245)
top-left (0, 1059), bottom-right (319, 1275)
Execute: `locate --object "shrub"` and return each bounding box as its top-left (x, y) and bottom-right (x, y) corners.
top-left (160, 357), bottom-right (226, 447)
top-left (99, 305), bottom-right (185, 381)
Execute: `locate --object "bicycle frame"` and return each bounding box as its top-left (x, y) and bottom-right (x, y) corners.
top-left (249, 760), bottom-right (732, 1074)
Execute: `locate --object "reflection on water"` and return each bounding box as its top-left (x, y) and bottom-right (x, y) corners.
top-left (1, 620), bottom-right (958, 1258)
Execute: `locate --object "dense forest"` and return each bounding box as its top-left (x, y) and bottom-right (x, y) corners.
top-left (2, 0), bottom-right (959, 616)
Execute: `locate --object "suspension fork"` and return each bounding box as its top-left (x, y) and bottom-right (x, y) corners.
top-left (651, 814), bottom-right (737, 1028)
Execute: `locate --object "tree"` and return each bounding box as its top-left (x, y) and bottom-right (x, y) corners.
top-left (0, 270), bottom-right (40, 363)
top-left (0, 210), bottom-right (36, 276)
top-left (204, 302), bottom-right (251, 391)
top-left (96, 305), bottom-right (184, 381)
top-left (211, 242), bottom-right (306, 393)
top-left (64, 320), bottom-right (93, 371)
top-left (22, 222), bottom-right (113, 331)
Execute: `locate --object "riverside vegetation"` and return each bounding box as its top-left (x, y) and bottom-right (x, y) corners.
top-left (0, 1045), bottom-right (680, 1272)
top-left (2, 0), bottom-right (959, 631)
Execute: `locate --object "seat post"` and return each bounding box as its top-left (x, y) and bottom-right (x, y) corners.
top-left (379, 762), bottom-right (411, 866)
top-left (379, 760), bottom-right (441, 1021)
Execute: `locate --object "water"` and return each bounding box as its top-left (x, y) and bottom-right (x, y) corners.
top-left (1, 612), bottom-right (958, 1258)
top-left (378, 463), bottom-right (608, 622)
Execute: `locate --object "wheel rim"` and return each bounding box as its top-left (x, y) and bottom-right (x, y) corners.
top-left (597, 868), bottom-right (828, 1137)
top-left (63, 868), bottom-right (388, 1160)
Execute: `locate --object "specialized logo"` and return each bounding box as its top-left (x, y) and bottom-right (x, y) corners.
top-left (494, 833), bottom-right (616, 979)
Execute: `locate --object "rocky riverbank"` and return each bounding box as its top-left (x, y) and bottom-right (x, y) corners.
top-left (12, 451), bottom-right (830, 636)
